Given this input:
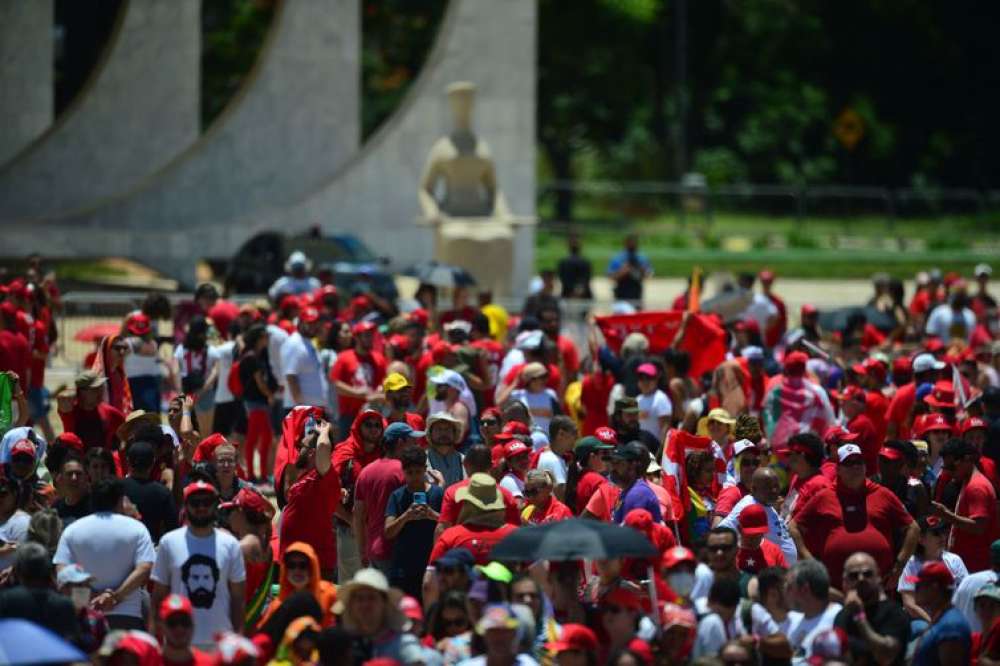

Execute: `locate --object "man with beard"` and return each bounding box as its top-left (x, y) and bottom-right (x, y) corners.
top-left (609, 441), bottom-right (662, 524)
top-left (611, 398), bottom-right (659, 455)
top-left (382, 372), bottom-right (425, 436)
top-left (280, 307), bottom-right (329, 414)
top-left (53, 477), bottom-right (154, 631)
top-left (152, 481), bottom-right (246, 651)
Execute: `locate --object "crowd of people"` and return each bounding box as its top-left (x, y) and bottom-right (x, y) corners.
top-left (0, 244), bottom-right (999, 666)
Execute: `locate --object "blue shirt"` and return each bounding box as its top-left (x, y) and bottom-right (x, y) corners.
top-left (913, 606), bottom-right (970, 666)
top-left (612, 479), bottom-right (663, 524)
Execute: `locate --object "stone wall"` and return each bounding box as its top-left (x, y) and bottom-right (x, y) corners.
top-left (0, 0), bottom-right (53, 166)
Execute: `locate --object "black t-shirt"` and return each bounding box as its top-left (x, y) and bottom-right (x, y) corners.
top-left (558, 255), bottom-right (593, 299)
top-left (238, 354), bottom-right (269, 404)
top-left (385, 484), bottom-right (444, 580)
top-left (834, 598), bottom-right (910, 666)
top-left (54, 494), bottom-right (93, 527)
top-left (0, 586), bottom-right (79, 642)
top-left (122, 476), bottom-right (178, 544)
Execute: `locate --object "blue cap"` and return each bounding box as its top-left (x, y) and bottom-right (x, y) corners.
top-left (435, 547), bottom-right (475, 570)
top-left (383, 422), bottom-right (425, 444)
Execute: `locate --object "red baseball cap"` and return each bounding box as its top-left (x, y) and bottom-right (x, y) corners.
top-left (784, 351), bottom-right (809, 376)
top-left (502, 421), bottom-right (531, 437)
top-left (878, 446), bottom-right (903, 461)
top-left (914, 413), bottom-right (953, 438)
top-left (298, 307), bottom-right (321, 324)
top-left (627, 639), bottom-right (653, 666)
top-left (594, 426), bottom-right (619, 446)
top-left (892, 356), bottom-right (912, 374)
top-left (351, 294), bottom-right (371, 310)
top-left (924, 338), bottom-right (945, 354)
top-left (218, 487), bottom-right (275, 520)
top-left (906, 560), bottom-right (955, 587)
top-left (315, 284), bottom-right (338, 302)
top-left (278, 294), bottom-right (300, 311)
top-left (352, 320), bottom-right (377, 335)
top-left (183, 480), bottom-right (218, 502)
top-left (55, 432), bottom-right (84, 452)
top-left (125, 313), bottom-right (152, 337)
top-left (546, 624), bottom-right (598, 654)
top-left (801, 303), bottom-right (818, 317)
top-left (387, 334), bottom-right (411, 352)
top-left (961, 417), bottom-right (988, 435)
top-left (399, 595), bottom-right (423, 622)
top-left (850, 363), bottom-right (868, 376)
top-left (159, 593), bottom-right (193, 620)
top-left (407, 308), bottom-right (429, 327)
top-left (431, 341), bottom-right (456, 363)
top-left (822, 426), bottom-right (859, 448)
top-left (491, 444), bottom-right (506, 467)
top-left (503, 441), bottom-right (530, 459)
top-left (636, 363), bottom-right (658, 377)
top-left (837, 385), bottom-right (867, 403)
top-left (738, 503), bottom-right (770, 536)
top-left (661, 546), bottom-right (697, 570)
top-left (602, 587), bottom-right (642, 611)
top-left (10, 439), bottom-right (36, 459)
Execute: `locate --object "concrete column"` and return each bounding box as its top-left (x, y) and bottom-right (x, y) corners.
top-left (0, 0), bottom-right (53, 166)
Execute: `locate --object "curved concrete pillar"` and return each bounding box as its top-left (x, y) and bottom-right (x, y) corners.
top-left (0, 0), bottom-right (53, 166)
top-left (49, 0), bottom-right (360, 234)
top-left (244, 0), bottom-right (537, 295)
top-left (0, 0), bottom-right (199, 220)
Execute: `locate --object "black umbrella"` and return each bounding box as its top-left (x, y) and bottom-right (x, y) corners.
top-left (490, 518), bottom-right (657, 562)
top-left (817, 305), bottom-right (897, 333)
top-left (404, 261), bottom-right (477, 288)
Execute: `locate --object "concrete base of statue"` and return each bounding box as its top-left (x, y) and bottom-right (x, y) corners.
top-left (417, 216), bottom-right (536, 297)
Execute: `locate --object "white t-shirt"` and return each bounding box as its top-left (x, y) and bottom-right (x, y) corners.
top-left (266, 324), bottom-right (289, 385)
top-left (718, 495), bottom-right (798, 565)
top-left (536, 449), bottom-right (568, 485)
top-left (174, 344), bottom-right (215, 380)
top-left (151, 527), bottom-right (246, 648)
top-left (509, 388), bottom-right (559, 434)
top-left (54, 513), bottom-right (156, 618)
top-left (268, 275), bottom-right (321, 303)
top-left (637, 389), bottom-right (671, 438)
top-left (124, 337), bottom-right (161, 378)
top-left (749, 602), bottom-right (800, 636)
top-left (0, 510), bottom-right (31, 570)
top-left (280, 332), bottom-right (328, 409)
top-left (925, 304), bottom-right (976, 343)
top-left (693, 610), bottom-right (745, 658)
top-left (787, 603), bottom-right (842, 665)
top-left (500, 473), bottom-right (525, 499)
top-left (690, 562), bottom-right (715, 602)
top-left (210, 341), bottom-right (238, 403)
top-left (744, 293), bottom-right (779, 333)
top-left (899, 552), bottom-right (969, 593)
top-left (953, 569), bottom-right (998, 632)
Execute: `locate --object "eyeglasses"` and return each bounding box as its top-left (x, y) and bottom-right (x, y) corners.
top-left (166, 616), bottom-right (193, 629)
top-left (285, 559), bottom-right (311, 572)
top-left (187, 497), bottom-right (216, 509)
top-left (215, 458), bottom-right (236, 467)
top-left (708, 543), bottom-right (736, 553)
top-left (845, 569), bottom-right (877, 582)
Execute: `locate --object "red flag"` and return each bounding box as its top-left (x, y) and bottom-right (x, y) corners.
top-left (594, 311), bottom-right (726, 379)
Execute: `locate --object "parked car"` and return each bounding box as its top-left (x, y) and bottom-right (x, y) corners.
top-left (224, 231), bottom-right (398, 301)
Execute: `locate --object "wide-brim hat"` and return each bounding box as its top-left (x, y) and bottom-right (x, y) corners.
top-left (426, 411), bottom-right (464, 433)
top-left (454, 473), bottom-right (505, 512)
top-left (116, 410), bottom-right (163, 443)
top-left (332, 568), bottom-right (404, 616)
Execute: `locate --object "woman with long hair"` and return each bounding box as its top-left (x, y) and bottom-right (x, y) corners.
top-left (173, 315), bottom-right (216, 435)
top-left (238, 324), bottom-right (275, 481)
top-left (898, 516), bottom-right (969, 625)
top-left (91, 334), bottom-right (133, 414)
top-left (564, 436), bottom-right (613, 515)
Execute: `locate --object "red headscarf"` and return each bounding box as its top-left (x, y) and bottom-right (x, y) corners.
top-left (91, 334), bottom-right (133, 413)
top-left (274, 406), bottom-right (326, 501)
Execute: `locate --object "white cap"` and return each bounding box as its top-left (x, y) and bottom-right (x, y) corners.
top-left (515, 330), bottom-right (544, 351)
top-left (913, 352), bottom-right (945, 374)
top-left (741, 346), bottom-right (764, 361)
top-left (429, 369), bottom-right (466, 392)
top-left (837, 443), bottom-right (864, 463)
top-left (975, 263), bottom-right (992, 277)
top-left (443, 319), bottom-right (472, 334)
top-left (733, 439), bottom-right (758, 457)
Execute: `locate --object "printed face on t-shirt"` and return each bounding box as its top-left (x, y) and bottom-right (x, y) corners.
top-left (182, 554), bottom-right (220, 609)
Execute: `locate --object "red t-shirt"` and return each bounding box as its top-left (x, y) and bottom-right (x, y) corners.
top-left (439, 478), bottom-right (521, 526)
top-left (280, 467), bottom-right (342, 570)
top-left (865, 390), bottom-right (890, 443)
top-left (0, 330), bottom-right (29, 388)
top-left (429, 523), bottom-right (518, 565)
top-left (952, 470), bottom-right (1000, 573)
top-left (764, 293), bottom-right (787, 348)
top-left (737, 539), bottom-right (787, 574)
top-left (580, 372), bottom-right (614, 435)
top-left (794, 480), bottom-right (913, 588)
top-left (59, 403), bottom-right (126, 451)
top-left (886, 383), bottom-right (916, 440)
top-left (584, 482), bottom-right (622, 522)
top-left (29, 319), bottom-right (49, 389)
top-left (788, 473), bottom-right (833, 520)
top-left (555, 335), bottom-right (580, 377)
top-left (524, 497), bottom-right (574, 524)
top-left (330, 350), bottom-right (387, 418)
top-left (847, 414), bottom-right (880, 476)
top-left (470, 338), bottom-right (504, 407)
top-left (715, 483), bottom-right (749, 519)
top-left (354, 458), bottom-right (405, 561)
top-left (574, 471), bottom-right (608, 515)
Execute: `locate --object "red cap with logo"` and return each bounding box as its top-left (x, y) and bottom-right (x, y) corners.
top-left (661, 546), bottom-right (697, 570)
top-left (502, 421), bottom-right (531, 437)
top-left (913, 413), bottom-right (953, 438)
top-left (298, 307), bottom-right (321, 324)
top-left (159, 593), bottom-right (193, 620)
top-left (924, 381), bottom-right (956, 409)
top-left (503, 440), bottom-right (530, 459)
top-left (961, 417), bottom-right (988, 435)
top-left (218, 487), bottom-right (275, 520)
top-left (594, 426), bottom-right (619, 446)
top-left (55, 432), bottom-right (84, 452)
top-left (352, 320), bottom-right (377, 335)
top-left (183, 480), bottom-right (219, 502)
top-left (822, 426), bottom-right (859, 448)
top-left (905, 560), bottom-right (955, 587)
top-left (546, 624), bottom-right (598, 654)
top-left (10, 439), bottom-right (36, 459)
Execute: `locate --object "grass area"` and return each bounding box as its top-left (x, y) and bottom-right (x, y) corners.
top-left (535, 209), bottom-right (1000, 279)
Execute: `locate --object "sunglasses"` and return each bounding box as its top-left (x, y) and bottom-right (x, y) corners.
top-left (480, 419), bottom-right (499, 427)
top-left (187, 497), bottom-right (216, 509)
top-left (443, 617), bottom-right (469, 629)
top-left (845, 569), bottom-right (877, 582)
top-left (166, 616), bottom-right (193, 629)
top-left (708, 543), bottom-right (736, 553)
top-left (437, 566), bottom-right (463, 575)
top-left (523, 487), bottom-right (544, 497)
top-left (841, 458), bottom-right (866, 467)
top-left (285, 559), bottom-right (311, 572)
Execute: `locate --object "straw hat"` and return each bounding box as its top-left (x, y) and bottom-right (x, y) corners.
top-left (332, 568), bottom-right (403, 618)
top-left (454, 473), bottom-right (505, 512)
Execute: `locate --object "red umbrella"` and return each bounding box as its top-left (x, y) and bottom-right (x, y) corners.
top-left (73, 322), bottom-right (121, 343)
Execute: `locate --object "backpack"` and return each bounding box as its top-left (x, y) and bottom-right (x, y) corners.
top-left (227, 346), bottom-right (245, 399)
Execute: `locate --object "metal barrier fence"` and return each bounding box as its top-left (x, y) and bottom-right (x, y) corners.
top-left (538, 180), bottom-right (1000, 228)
